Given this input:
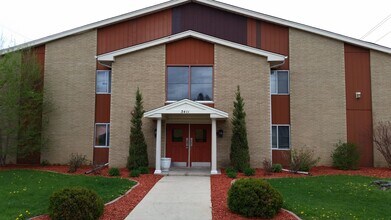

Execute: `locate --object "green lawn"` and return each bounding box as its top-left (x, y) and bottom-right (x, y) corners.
top-left (267, 175), bottom-right (391, 219)
top-left (0, 169), bottom-right (135, 219)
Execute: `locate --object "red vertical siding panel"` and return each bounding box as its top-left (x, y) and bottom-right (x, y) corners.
top-left (166, 38), bottom-right (214, 65)
top-left (95, 94), bottom-right (111, 123)
top-left (34, 45), bottom-right (45, 74)
top-left (271, 95), bottom-right (290, 124)
top-left (345, 45), bottom-right (372, 110)
top-left (97, 9), bottom-right (172, 54)
top-left (344, 43), bottom-right (373, 167)
top-left (346, 110), bottom-right (373, 167)
top-left (247, 18), bottom-right (257, 47)
top-left (272, 150), bottom-right (290, 167)
top-left (260, 21), bottom-right (289, 70)
top-left (93, 148), bottom-right (109, 164)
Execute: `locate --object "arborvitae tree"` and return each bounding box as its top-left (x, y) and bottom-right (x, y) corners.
top-left (230, 86), bottom-right (250, 172)
top-left (127, 88), bottom-right (148, 170)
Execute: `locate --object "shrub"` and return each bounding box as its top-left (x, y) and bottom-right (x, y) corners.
top-left (373, 121), bottom-right (391, 168)
top-left (225, 167), bottom-right (237, 173)
top-left (129, 169), bottom-right (141, 177)
top-left (244, 167), bottom-right (255, 176)
top-left (49, 187), bottom-right (104, 220)
top-left (331, 142), bottom-right (360, 170)
top-left (272, 164), bottom-right (283, 173)
top-left (290, 147), bottom-right (320, 172)
top-left (108, 167), bottom-right (120, 176)
top-left (230, 86), bottom-right (250, 172)
top-left (68, 154), bottom-right (87, 173)
top-left (41, 159), bottom-right (50, 166)
top-left (139, 166), bottom-right (150, 174)
top-left (262, 159), bottom-right (273, 175)
top-left (226, 170), bottom-right (237, 179)
top-left (228, 178), bottom-right (283, 218)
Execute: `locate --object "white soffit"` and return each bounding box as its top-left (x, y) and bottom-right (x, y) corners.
top-left (144, 99), bottom-right (229, 119)
top-left (96, 30), bottom-right (286, 62)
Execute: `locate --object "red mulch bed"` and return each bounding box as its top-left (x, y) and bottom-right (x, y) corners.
top-left (0, 165), bottom-right (162, 220)
top-left (211, 166), bottom-right (391, 220)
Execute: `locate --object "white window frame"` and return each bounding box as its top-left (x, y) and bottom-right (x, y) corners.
top-left (166, 66), bottom-right (214, 103)
top-left (96, 70), bottom-right (111, 94)
top-left (271, 124), bottom-right (290, 150)
top-left (94, 123), bottom-right (110, 148)
top-left (270, 70), bottom-right (290, 95)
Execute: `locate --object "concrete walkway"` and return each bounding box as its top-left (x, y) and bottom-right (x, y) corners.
top-left (125, 176), bottom-right (212, 220)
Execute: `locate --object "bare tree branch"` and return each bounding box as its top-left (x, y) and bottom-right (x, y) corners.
top-left (373, 121), bottom-right (391, 168)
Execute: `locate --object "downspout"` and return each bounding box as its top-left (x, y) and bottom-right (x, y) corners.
top-left (269, 67), bottom-right (273, 165)
top-left (98, 60), bottom-right (112, 69)
top-left (270, 56), bottom-right (287, 69)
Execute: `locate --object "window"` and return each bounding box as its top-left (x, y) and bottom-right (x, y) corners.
top-left (167, 66), bottom-right (213, 101)
top-left (96, 70), bottom-right (111, 93)
top-left (272, 125), bottom-right (290, 149)
top-left (270, 70), bottom-right (289, 94)
top-left (95, 123), bottom-right (110, 147)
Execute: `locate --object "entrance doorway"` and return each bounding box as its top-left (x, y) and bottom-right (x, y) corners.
top-left (166, 124), bottom-right (211, 167)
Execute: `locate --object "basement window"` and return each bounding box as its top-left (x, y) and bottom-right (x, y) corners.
top-left (272, 125), bottom-right (290, 149)
top-left (270, 70), bottom-right (289, 94)
top-left (95, 123), bottom-right (110, 148)
top-left (96, 70), bottom-right (111, 94)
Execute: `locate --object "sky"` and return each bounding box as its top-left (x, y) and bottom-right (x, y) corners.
top-left (1, 0), bottom-right (391, 49)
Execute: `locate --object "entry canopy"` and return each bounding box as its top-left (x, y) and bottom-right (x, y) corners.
top-left (144, 99), bottom-right (228, 119)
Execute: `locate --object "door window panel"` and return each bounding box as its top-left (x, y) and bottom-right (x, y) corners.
top-left (195, 129), bottom-right (207, 142)
top-left (172, 129), bottom-right (183, 142)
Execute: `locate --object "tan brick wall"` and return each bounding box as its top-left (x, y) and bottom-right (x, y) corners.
top-left (371, 50), bottom-right (391, 167)
top-left (214, 45), bottom-right (271, 168)
top-left (290, 28), bottom-right (346, 165)
top-left (110, 45), bottom-right (165, 168)
top-left (42, 30), bottom-right (97, 164)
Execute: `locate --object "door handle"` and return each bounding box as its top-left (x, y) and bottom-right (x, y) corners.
top-left (186, 138), bottom-right (189, 148)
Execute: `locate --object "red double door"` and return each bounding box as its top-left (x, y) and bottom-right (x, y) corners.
top-left (166, 124), bottom-right (211, 167)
